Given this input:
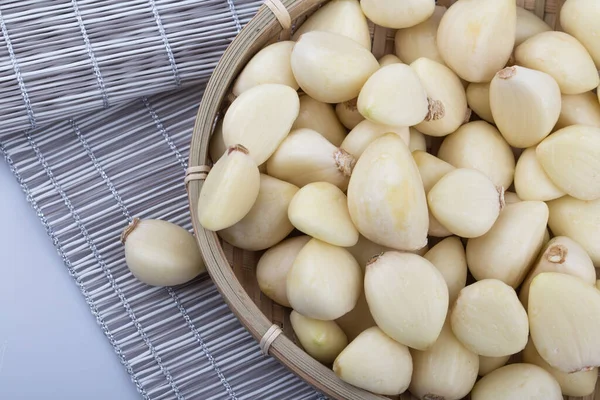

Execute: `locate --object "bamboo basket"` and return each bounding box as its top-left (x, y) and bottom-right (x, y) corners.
top-left (187, 0), bottom-right (599, 399)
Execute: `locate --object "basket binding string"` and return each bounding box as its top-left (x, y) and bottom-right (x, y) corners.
top-left (260, 324), bottom-right (283, 356)
top-left (185, 165), bottom-right (211, 185)
top-left (263, 0), bottom-right (292, 39)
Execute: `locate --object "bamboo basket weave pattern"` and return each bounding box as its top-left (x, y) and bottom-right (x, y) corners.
top-left (187, 0), bottom-right (599, 399)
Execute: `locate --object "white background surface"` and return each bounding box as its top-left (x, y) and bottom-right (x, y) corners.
top-left (0, 161), bottom-right (139, 400)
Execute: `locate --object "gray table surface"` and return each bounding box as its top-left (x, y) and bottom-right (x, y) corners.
top-left (0, 161), bottom-right (139, 400)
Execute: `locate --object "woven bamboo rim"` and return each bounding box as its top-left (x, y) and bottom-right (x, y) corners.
top-left (186, 1), bottom-right (598, 399)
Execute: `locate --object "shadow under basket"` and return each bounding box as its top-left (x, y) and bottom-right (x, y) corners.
top-left (186, 0), bottom-right (599, 399)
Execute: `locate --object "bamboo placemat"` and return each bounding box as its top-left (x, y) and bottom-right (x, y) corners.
top-left (0, 1), bottom-right (324, 399)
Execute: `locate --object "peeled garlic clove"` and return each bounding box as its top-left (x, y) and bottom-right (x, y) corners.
top-left (292, 95), bottom-right (347, 146)
top-left (451, 279), bottom-right (528, 357)
top-left (471, 363), bottom-right (562, 400)
top-left (438, 121), bottom-right (515, 189)
top-left (335, 291), bottom-right (376, 341)
top-left (290, 310), bottom-right (348, 364)
top-left (466, 201), bottom-right (548, 288)
top-left (490, 66), bottom-right (561, 148)
top-left (348, 133), bottom-right (429, 251)
top-left (428, 168), bottom-right (503, 238)
top-left (256, 236), bottom-right (310, 307)
top-left (409, 320), bottom-right (479, 400)
top-left (411, 57), bottom-right (468, 137)
top-left (409, 127), bottom-right (427, 152)
top-left (121, 219), bottom-right (205, 286)
top-left (292, 0), bottom-right (371, 50)
top-left (288, 182), bottom-right (358, 247)
top-left (357, 63), bottom-right (428, 127)
top-left (428, 212), bottom-right (453, 238)
top-left (394, 6), bottom-right (446, 65)
top-left (514, 147), bottom-right (565, 201)
top-left (198, 145), bottom-right (260, 231)
top-left (478, 355), bottom-right (510, 377)
top-left (412, 150), bottom-right (455, 193)
top-left (523, 338), bottom-right (598, 397)
top-left (547, 196), bottom-right (600, 266)
top-left (209, 120), bottom-right (226, 162)
top-left (360, 0), bottom-right (434, 29)
top-left (515, 31), bottom-right (599, 95)
top-left (424, 237), bottom-right (467, 305)
top-left (333, 326), bottom-right (413, 395)
top-left (223, 84), bottom-right (299, 165)
top-left (515, 7), bottom-right (551, 46)
top-left (286, 238), bottom-right (361, 320)
top-left (529, 272), bottom-right (600, 373)
top-left (466, 83), bottom-right (494, 124)
top-left (378, 54), bottom-right (403, 67)
top-left (232, 41), bottom-right (298, 96)
top-left (335, 98), bottom-right (364, 130)
top-left (340, 120), bottom-right (409, 158)
top-left (266, 128), bottom-right (356, 191)
top-left (436, 0), bottom-right (515, 83)
top-left (365, 251), bottom-right (448, 350)
top-left (560, 0), bottom-right (600, 69)
top-left (536, 125), bottom-right (600, 200)
top-left (218, 174), bottom-right (297, 251)
top-left (503, 191), bottom-right (521, 204)
top-left (555, 91), bottom-right (600, 130)
top-left (346, 235), bottom-right (394, 270)
top-left (291, 31), bottom-right (379, 103)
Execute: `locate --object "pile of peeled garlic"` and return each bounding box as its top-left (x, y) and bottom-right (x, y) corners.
top-left (197, 0), bottom-right (600, 398)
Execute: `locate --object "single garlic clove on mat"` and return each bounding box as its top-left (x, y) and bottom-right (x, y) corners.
top-left (266, 128), bottom-right (356, 191)
top-left (428, 168), bottom-right (504, 238)
top-left (197, 145), bottom-right (260, 231)
top-left (217, 174), bottom-right (298, 251)
top-left (232, 41), bottom-right (298, 96)
top-left (471, 364), bottom-right (562, 400)
top-left (333, 326), bottom-right (413, 395)
top-left (347, 133), bottom-right (428, 251)
top-left (555, 91), bottom-right (600, 130)
top-left (490, 66), bottom-right (561, 148)
top-left (288, 182), bottom-right (358, 247)
top-left (519, 236), bottom-right (596, 309)
top-left (335, 98), bottom-right (364, 130)
top-left (515, 31), bottom-right (599, 95)
top-left (223, 84), bottom-right (299, 165)
top-left (290, 310), bottom-right (348, 365)
top-left (335, 291), bottom-right (376, 342)
top-left (529, 272), bottom-right (600, 373)
top-left (256, 235), bottom-right (311, 308)
top-left (340, 119), bottom-right (409, 159)
top-left (357, 63), bottom-right (429, 127)
top-left (377, 54), bottom-right (403, 67)
top-left (365, 251), bottom-right (448, 350)
top-left (360, 0), bottom-right (435, 29)
top-left (466, 201), bottom-right (548, 288)
top-left (465, 82), bottom-right (494, 124)
top-left (291, 31), bottom-right (379, 103)
top-left (547, 196), bottom-right (600, 266)
top-left (121, 219), bottom-right (205, 287)
top-left (523, 338), bottom-right (598, 397)
top-left (536, 124), bottom-right (600, 201)
top-left (409, 319), bottom-right (479, 400)
top-left (292, 0), bottom-right (371, 51)
top-left (292, 94), bottom-right (347, 147)
top-left (515, 7), bottom-right (551, 46)
top-left (409, 127), bottom-right (427, 152)
top-left (451, 279), bottom-right (529, 357)
top-left (411, 57), bottom-right (468, 137)
top-left (560, 0), bottom-right (600, 69)
top-left (394, 6), bottom-right (446, 65)
top-left (438, 121), bottom-right (515, 189)
top-left (286, 238), bottom-right (361, 320)
top-left (514, 147), bottom-right (565, 201)
top-left (478, 355), bottom-right (510, 377)
top-left (436, 0), bottom-right (516, 83)
top-left (424, 236), bottom-right (467, 305)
